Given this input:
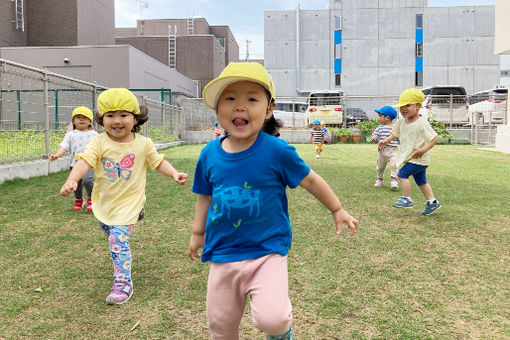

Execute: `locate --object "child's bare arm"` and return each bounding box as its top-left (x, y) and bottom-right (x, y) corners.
top-left (49, 147), bottom-right (67, 161)
top-left (413, 136), bottom-right (438, 159)
top-left (188, 194), bottom-right (212, 260)
top-left (378, 133), bottom-right (396, 148)
top-left (60, 159), bottom-right (91, 196)
top-left (156, 159), bottom-right (188, 185)
top-left (299, 170), bottom-right (358, 236)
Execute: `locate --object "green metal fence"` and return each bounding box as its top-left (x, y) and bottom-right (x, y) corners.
top-left (0, 58), bottom-right (182, 165)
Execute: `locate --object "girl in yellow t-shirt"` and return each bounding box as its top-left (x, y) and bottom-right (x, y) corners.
top-left (59, 88), bottom-right (188, 305)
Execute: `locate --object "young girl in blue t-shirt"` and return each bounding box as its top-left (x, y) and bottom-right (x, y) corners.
top-left (188, 62), bottom-right (359, 340)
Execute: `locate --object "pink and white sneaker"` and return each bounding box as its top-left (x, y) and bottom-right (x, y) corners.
top-left (391, 179), bottom-right (399, 189)
top-left (374, 179), bottom-right (383, 187)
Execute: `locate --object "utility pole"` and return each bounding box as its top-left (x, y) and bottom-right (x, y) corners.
top-left (245, 40), bottom-right (251, 61)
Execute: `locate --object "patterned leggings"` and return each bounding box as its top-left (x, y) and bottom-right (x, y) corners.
top-left (98, 222), bottom-right (133, 283)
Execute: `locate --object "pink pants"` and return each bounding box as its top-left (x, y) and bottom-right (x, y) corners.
top-left (207, 253), bottom-right (293, 340)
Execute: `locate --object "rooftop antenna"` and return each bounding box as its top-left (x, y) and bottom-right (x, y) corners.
top-left (137, 0), bottom-right (151, 20)
top-left (245, 39), bottom-right (251, 61)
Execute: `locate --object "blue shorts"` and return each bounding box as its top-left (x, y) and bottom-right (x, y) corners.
top-left (397, 163), bottom-right (428, 186)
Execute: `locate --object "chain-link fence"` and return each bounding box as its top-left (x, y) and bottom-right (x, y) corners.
top-left (0, 58), bottom-right (182, 165)
top-left (1, 56), bottom-right (507, 165)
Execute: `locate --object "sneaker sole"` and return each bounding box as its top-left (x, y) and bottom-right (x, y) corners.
top-left (393, 203), bottom-right (413, 208)
top-left (422, 205), bottom-right (441, 216)
top-left (106, 287), bottom-right (134, 305)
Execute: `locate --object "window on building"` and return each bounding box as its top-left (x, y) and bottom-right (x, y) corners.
top-left (416, 43), bottom-right (423, 58)
top-left (217, 37), bottom-right (225, 48)
top-left (416, 14), bottom-right (423, 29)
top-left (335, 44), bottom-right (342, 59)
top-left (335, 16), bottom-right (342, 30)
top-left (501, 70), bottom-right (510, 77)
top-left (415, 71), bottom-right (423, 86)
top-left (335, 73), bottom-right (341, 87)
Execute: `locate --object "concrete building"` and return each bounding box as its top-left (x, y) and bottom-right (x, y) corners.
top-left (0, 0), bottom-right (114, 47)
top-left (116, 18), bottom-right (240, 93)
top-left (265, 0), bottom-right (500, 97)
top-left (0, 45), bottom-right (198, 98)
top-left (494, 0), bottom-right (510, 154)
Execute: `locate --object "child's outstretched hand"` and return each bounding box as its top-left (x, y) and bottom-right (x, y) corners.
top-left (412, 147), bottom-right (424, 159)
top-left (188, 233), bottom-right (204, 260)
top-left (60, 180), bottom-right (78, 196)
top-left (370, 136), bottom-right (378, 142)
top-left (333, 209), bottom-right (359, 236)
top-left (173, 172), bottom-right (188, 185)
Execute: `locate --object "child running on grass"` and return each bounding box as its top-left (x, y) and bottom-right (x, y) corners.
top-left (370, 105), bottom-right (399, 189)
top-left (187, 62), bottom-right (358, 340)
top-left (50, 106), bottom-right (97, 211)
top-left (308, 120), bottom-right (325, 158)
top-left (59, 88), bottom-right (188, 305)
top-left (378, 88), bottom-right (441, 215)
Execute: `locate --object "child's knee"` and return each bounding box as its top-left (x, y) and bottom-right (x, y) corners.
top-left (252, 309), bottom-right (292, 336)
top-left (208, 317), bottom-right (241, 339)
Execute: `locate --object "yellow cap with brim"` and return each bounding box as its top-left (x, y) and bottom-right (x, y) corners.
top-left (97, 88), bottom-right (140, 116)
top-left (202, 62), bottom-right (275, 110)
top-left (393, 88), bottom-right (425, 108)
top-left (72, 106), bottom-right (93, 121)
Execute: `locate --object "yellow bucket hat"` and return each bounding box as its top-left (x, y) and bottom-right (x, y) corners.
top-left (393, 88), bottom-right (425, 108)
top-left (97, 88), bottom-right (140, 116)
top-left (202, 62), bottom-right (275, 110)
top-left (72, 106), bottom-right (93, 121)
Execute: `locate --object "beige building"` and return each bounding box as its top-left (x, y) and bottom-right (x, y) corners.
top-left (116, 18), bottom-right (240, 93)
top-left (494, 0), bottom-right (510, 153)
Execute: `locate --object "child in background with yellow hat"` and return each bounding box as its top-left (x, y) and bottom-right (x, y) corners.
top-left (50, 106), bottom-right (97, 211)
top-left (188, 62), bottom-right (358, 340)
top-left (59, 88), bottom-right (188, 305)
top-left (378, 88), bottom-right (441, 215)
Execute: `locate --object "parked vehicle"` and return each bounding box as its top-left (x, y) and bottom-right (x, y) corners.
top-left (418, 85), bottom-right (469, 125)
top-left (468, 88), bottom-right (507, 125)
top-left (273, 100), bottom-right (307, 127)
top-left (306, 90), bottom-right (344, 125)
top-left (344, 108), bottom-right (368, 126)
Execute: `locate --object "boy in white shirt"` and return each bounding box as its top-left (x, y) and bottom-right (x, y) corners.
top-left (378, 88), bottom-right (441, 215)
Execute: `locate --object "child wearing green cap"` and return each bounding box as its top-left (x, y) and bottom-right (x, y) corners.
top-left (59, 88), bottom-right (188, 305)
top-left (188, 62), bottom-right (358, 340)
top-left (378, 88), bottom-right (441, 215)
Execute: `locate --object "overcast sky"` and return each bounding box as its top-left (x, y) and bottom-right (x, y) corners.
top-left (115, 0), bottom-right (496, 60)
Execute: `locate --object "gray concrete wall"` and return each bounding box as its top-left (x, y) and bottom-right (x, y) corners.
top-left (265, 2), bottom-right (501, 97)
top-left (0, 141), bottom-right (181, 184)
top-left (0, 45), bottom-right (196, 97)
top-left (127, 46), bottom-right (198, 97)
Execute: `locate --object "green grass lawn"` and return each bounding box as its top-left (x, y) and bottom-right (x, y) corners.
top-left (1, 144), bottom-right (509, 339)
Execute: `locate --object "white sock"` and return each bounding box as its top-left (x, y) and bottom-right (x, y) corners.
top-left (427, 198), bottom-right (437, 204)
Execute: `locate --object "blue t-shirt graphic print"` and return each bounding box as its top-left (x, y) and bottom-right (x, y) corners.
top-left (192, 131), bottom-right (311, 263)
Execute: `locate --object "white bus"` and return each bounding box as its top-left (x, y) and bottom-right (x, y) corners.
top-left (306, 90), bottom-right (344, 126)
